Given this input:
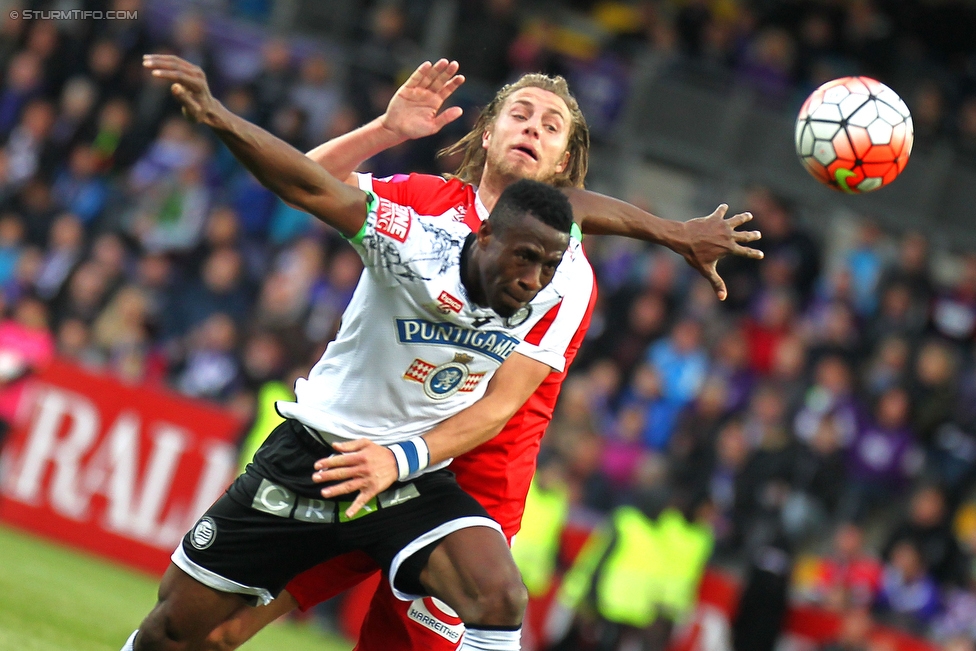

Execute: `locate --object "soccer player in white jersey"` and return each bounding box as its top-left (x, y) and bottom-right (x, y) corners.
top-left (127, 54), bottom-right (581, 651)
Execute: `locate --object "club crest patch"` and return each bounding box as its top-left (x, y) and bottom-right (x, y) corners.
top-left (403, 353), bottom-right (484, 400)
top-left (505, 305), bottom-right (532, 327)
top-left (190, 516), bottom-right (216, 550)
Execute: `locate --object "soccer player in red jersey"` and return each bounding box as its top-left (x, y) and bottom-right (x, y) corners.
top-left (201, 60), bottom-right (762, 651)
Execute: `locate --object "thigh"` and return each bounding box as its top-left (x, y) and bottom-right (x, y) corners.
top-left (419, 526), bottom-right (520, 611)
top-left (139, 563), bottom-right (250, 648)
top-left (348, 470), bottom-right (499, 599)
top-left (202, 590), bottom-right (300, 651)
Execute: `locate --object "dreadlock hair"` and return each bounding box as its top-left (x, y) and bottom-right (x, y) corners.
top-left (489, 179), bottom-right (574, 236)
top-left (439, 73), bottom-right (590, 189)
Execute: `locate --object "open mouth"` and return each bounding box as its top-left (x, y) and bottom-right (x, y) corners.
top-left (512, 145), bottom-right (538, 161)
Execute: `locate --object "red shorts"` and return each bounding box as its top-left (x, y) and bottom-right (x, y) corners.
top-left (286, 538), bottom-right (515, 651)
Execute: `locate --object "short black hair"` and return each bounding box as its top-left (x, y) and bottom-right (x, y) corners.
top-left (488, 179), bottom-right (574, 235)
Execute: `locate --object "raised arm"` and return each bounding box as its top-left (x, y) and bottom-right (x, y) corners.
top-left (143, 54), bottom-right (367, 238)
top-left (305, 59), bottom-right (465, 181)
top-left (563, 188), bottom-right (763, 301)
top-left (313, 352), bottom-right (551, 518)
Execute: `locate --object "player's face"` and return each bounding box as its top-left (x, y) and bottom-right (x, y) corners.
top-left (476, 214), bottom-right (569, 318)
top-left (482, 88), bottom-right (572, 184)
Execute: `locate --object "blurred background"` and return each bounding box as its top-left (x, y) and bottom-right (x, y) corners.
top-left (2, 0), bottom-right (976, 650)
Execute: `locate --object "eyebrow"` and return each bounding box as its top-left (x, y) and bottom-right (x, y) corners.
top-left (510, 99), bottom-right (567, 123)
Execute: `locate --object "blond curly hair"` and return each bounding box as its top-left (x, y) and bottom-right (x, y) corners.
top-left (439, 73), bottom-right (590, 189)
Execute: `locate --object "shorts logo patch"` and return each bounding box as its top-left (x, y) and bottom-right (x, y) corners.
top-left (403, 354), bottom-right (484, 400)
top-left (190, 516), bottom-right (216, 550)
top-left (375, 198), bottom-right (411, 242)
top-left (437, 290), bottom-right (463, 314)
top-left (407, 597), bottom-right (464, 642)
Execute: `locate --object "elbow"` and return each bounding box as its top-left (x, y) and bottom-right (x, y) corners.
top-left (489, 400), bottom-right (524, 434)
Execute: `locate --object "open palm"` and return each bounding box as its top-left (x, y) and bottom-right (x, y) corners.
top-left (382, 59), bottom-right (465, 140)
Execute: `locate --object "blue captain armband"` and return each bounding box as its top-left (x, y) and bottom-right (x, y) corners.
top-left (387, 436), bottom-right (430, 481)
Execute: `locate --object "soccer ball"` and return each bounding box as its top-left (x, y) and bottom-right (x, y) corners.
top-left (795, 77), bottom-right (913, 194)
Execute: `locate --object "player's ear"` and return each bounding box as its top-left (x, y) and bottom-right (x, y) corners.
top-left (555, 148), bottom-right (570, 174)
top-left (477, 218), bottom-right (494, 246)
top-left (482, 127), bottom-right (491, 150)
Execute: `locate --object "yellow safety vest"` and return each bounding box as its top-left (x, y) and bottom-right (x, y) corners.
top-left (238, 380), bottom-right (294, 473)
top-left (654, 509), bottom-right (713, 617)
top-left (558, 506), bottom-right (714, 627)
top-left (512, 478), bottom-right (570, 596)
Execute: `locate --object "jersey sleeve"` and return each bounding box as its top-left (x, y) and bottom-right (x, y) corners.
top-left (356, 172), bottom-right (470, 216)
top-left (512, 239), bottom-right (596, 373)
top-left (345, 191), bottom-right (465, 287)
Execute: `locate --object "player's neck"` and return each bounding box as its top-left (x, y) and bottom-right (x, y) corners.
top-left (477, 167), bottom-right (518, 213)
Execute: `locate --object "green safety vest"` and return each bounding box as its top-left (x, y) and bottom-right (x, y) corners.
top-left (238, 380), bottom-right (294, 473)
top-left (512, 478), bottom-right (570, 596)
top-left (557, 506), bottom-right (713, 628)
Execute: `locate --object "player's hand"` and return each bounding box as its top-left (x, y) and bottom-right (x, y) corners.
top-left (380, 59), bottom-right (464, 141)
top-left (142, 54), bottom-right (223, 127)
top-left (679, 206), bottom-right (762, 301)
top-left (312, 438), bottom-right (398, 518)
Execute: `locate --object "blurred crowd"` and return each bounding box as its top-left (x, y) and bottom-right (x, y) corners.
top-left (542, 189), bottom-right (976, 650)
top-left (1, 1), bottom-right (976, 650)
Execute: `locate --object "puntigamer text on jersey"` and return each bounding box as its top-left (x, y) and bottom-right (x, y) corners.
top-left (396, 319), bottom-right (520, 363)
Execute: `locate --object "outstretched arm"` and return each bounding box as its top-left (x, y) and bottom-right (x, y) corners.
top-left (300, 58), bottom-right (763, 300)
top-left (563, 188), bottom-right (763, 301)
top-left (142, 54), bottom-right (367, 238)
top-left (306, 59), bottom-right (465, 181)
top-left (313, 352), bottom-right (551, 518)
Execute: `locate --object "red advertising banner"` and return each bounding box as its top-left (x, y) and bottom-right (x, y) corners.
top-left (0, 359), bottom-right (242, 575)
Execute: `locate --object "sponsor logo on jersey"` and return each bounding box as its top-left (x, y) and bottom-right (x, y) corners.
top-left (403, 354), bottom-right (484, 399)
top-left (436, 291), bottom-right (463, 314)
top-left (190, 516), bottom-right (216, 550)
top-left (452, 202), bottom-right (468, 222)
top-left (375, 198), bottom-right (411, 242)
top-left (407, 596), bottom-right (464, 642)
top-left (396, 319), bottom-right (519, 363)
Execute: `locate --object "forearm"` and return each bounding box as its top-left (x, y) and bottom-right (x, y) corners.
top-left (563, 187), bottom-right (688, 251)
top-left (209, 103), bottom-right (365, 236)
top-left (305, 117), bottom-right (406, 181)
top-left (421, 354), bottom-right (552, 465)
top-left (421, 396), bottom-right (517, 466)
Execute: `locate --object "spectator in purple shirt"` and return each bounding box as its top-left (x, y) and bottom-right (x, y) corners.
top-left (875, 539), bottom-right (941, 635)
top-left (841, 386), bottom-right (922, 520)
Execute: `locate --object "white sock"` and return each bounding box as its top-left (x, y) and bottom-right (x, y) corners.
top-left (459, 626), bottom-right (521, 651)
top-left (121, 630), bottom-right (138, 651)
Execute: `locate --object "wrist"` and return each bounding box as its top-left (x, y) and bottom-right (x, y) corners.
top-left (666, 220), bottom-right (693, 255)
top-left (206, 101), bottom-right (235, 131)
top-left (375, 115), bottom-right (409, 146)
top-left (387, 436), bottom-right (430, 481)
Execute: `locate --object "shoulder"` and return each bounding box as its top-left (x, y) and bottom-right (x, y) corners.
top-left (365, 172), bottom-right (474, 216)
